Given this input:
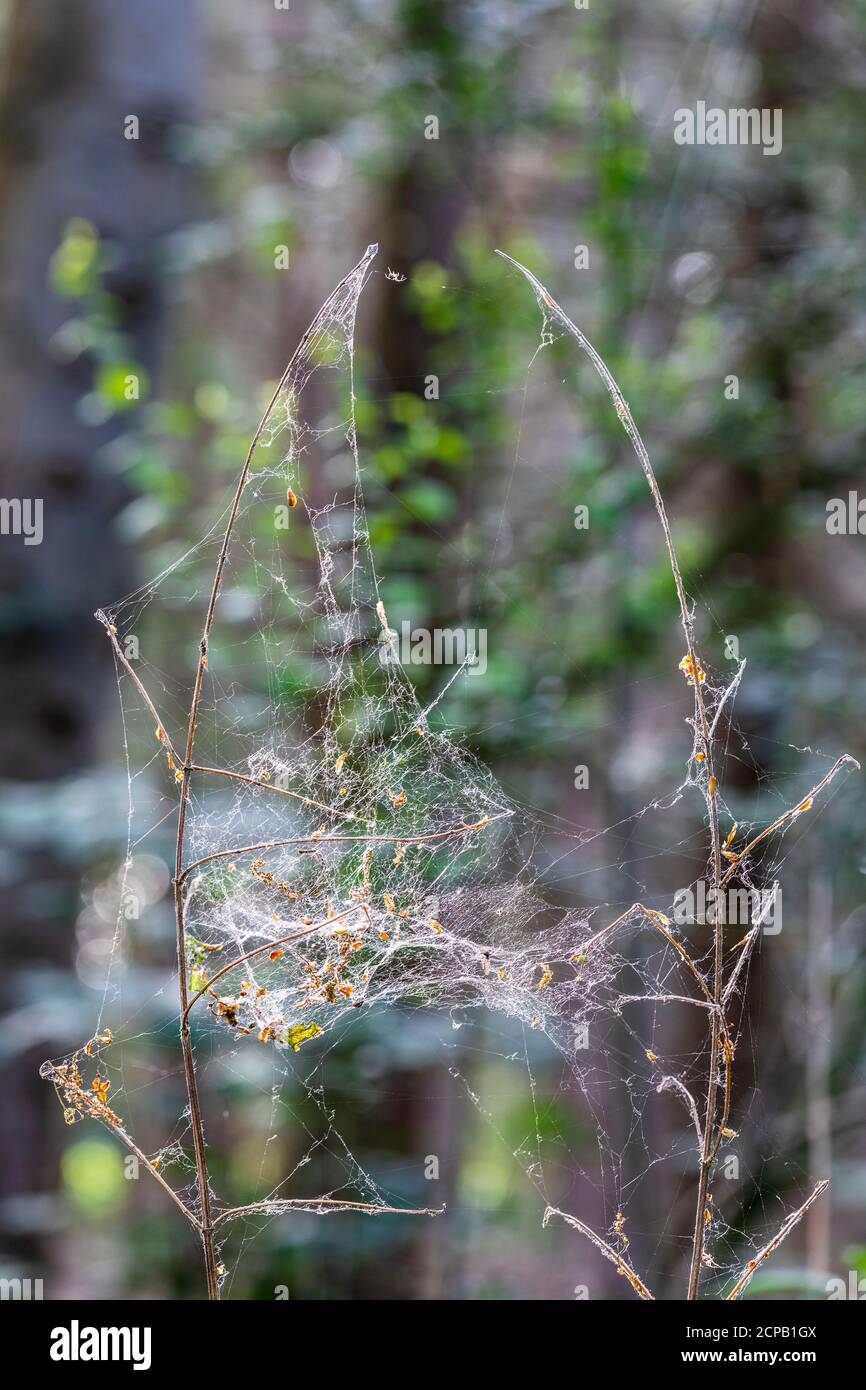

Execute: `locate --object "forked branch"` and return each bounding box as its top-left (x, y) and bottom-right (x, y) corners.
top-left (498, 250), bottom-right (849, 1301)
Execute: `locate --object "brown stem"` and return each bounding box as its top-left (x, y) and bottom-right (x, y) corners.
top-left (213, 1197), bottom-right (444, 1228)
top-left (496, 252), bottom-right (728, 1299)
top-left (189, 764), bottom-right (346, 818)
top-left (170, 245), bottom-right (379, 1300)
top-left (498, 252), bottom-right (853, 1304)
top-left (719, 755), bottom-right (859, 886)
top-left (726, 1181), bottom-right (829, 1301)
top-left (96, 612), bottom-right (183, 767)
top-left (543, 1205), bottom-right (654, 1300)
top-left (176, 810), bottom-right (511, 884)
top-left (180, 903), bottom-right (370, 1027)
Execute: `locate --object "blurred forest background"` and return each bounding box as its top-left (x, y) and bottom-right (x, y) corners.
top-left (0, 0), bottom-right (865, 1300)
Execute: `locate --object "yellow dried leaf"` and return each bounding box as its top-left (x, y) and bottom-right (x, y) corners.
top-left (287, 1021), bottom-right (322, 1052)
top-left (91, 1075), bottom-right (110, 1105)
top-left (678, 653), bottom-right (706, 686)
top-left (537, 963), bottom-right (554, 990)
top-left (334, 752), bottom-right (347, 774)
top-left (287, 487), bottom-right (298, 507)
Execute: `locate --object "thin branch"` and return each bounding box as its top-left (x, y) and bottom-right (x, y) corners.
top-left (96, 612), bottom-right (183, 767)
top-left (657, 1076), bottom-right (702, 1149)
top-left (726, 1181), bottom-right (830, 1301)
top-left (722, 927), bottom-right (758, 1008)
top-left (720, 755), bottom-right (859, 885)
top-left (188, 764), bottom-right (346, 818)
top-left (177, 810), bottom-right (512, 884)
top-left (497, 251), bottom-right (727, 1298)
top-left (708, 659), bottom-right (746, 744)
top-left (543, 1205), bottom-right (654, 1300)
top-left (213, 1197), bottom-right (444, 1228)
top-left (181, 903), bottom-right (370, 1026)
top-left (618, 993), bottom-right (719, 1012)
top-left (171, 244), bottom-right (380, 1301)
top-left (40, 1061), bottom-right (199, 1232)
top-left (111, 1127), bottom-right (201, 1232)
top-left (580, 902), bottom-right (712, 1002)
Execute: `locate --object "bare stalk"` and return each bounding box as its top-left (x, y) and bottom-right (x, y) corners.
top-left (496, 250), bottom-right (724, 1296)
top-left (213, 1197), bottom-right (444, 1228)
top-left (543, 1205), bottom-right (654, 1300)
top-left (176, 810), bottom-right (512, 884)
top-left (168, 245), bottom-right (382, 1300)
top-left (497, 251), bottom-right (849, 1300)
top-left (726, 1181), bottom-right (829, 1301)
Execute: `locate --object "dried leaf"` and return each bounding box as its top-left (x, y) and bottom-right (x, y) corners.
top-left (287, 1021), bottom-right (322, 1052)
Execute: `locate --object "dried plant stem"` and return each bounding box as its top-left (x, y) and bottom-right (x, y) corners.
top-left (189, 764), bottom-right (344, 817)
top-left (83, 246), bottom-right (851, 1302)
top-left (167, 246), bottom-right (382, 1300)
top-left (719, 754), bottom-right (858, 886)
top-left (543, 1205), bottom-right (654, 1300)
top-left (213, 1197), bottom-right (444, 1228)
top-left (104, 1129), bottom-right (197, 1229)
top-left (496, 251), bottom-right (724, 1297)
top-left (180, 904), bottom-right (371, 1026)
top-left (176, 810), bottom-right (512, 883)
top-left (497, 251), bottom-right (850, 1301)
top-left (726, 1181), bottom-right (830, 1300)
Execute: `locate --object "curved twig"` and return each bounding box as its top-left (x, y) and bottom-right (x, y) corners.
top-left (543, 1205), bottom-right (654, 1300)
top-left (181, 904), bottom-right (371, 1027)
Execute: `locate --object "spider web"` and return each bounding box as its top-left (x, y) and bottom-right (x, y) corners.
top-left (40, 244), bottom-right (856, 1299)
